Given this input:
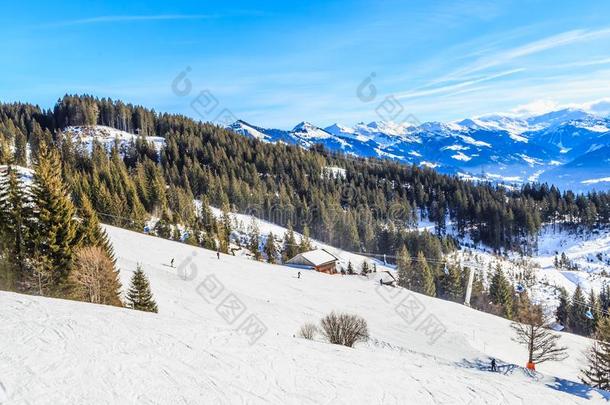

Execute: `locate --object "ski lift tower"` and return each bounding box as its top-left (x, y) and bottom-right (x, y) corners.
top-left (464, 264), bottom-right (475, 307)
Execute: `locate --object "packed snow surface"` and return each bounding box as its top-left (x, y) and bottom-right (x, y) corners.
top-left (1, 225), bottom-right (608, 404)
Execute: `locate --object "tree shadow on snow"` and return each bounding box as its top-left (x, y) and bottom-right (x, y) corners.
top-left (458, 358), bottom-right (517, 375)
top-left (458, 357), bottom-right (610, 401)
top-left (546, 378), bottom-right (610, 401)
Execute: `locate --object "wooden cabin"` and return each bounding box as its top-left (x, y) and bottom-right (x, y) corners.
top-left (286, 249), bottom-right (339, 274)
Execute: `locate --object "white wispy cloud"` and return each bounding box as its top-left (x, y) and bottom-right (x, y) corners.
top-left (546, 57), bottom-right (610, 69)
top-left (444, 27), bottom-right (610, 80)
top-left (396, 68), bottom-right (524, 100)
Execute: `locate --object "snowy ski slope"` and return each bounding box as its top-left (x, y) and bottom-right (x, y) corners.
top-left (1, 225), bottom-right (609, 404)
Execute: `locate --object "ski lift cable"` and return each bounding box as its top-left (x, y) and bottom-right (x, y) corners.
top-left (88, 207), bottom-right (520, 268)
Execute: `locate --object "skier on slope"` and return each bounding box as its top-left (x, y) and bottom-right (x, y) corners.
top-left (490, 358), bottom-right (497, 372)
top-left (217, 251), bottom-right (220, 260)
top-left (297, 271), bottom-right (301, 279)
top-left (170, 258), bottom-right (175, 268)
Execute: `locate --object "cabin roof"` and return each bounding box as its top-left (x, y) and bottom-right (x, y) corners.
top-left (287, 249), bottom-right (338, 267)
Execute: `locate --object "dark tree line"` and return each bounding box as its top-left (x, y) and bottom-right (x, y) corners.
top-left (1, 94), bottom-right (609, 258)
top-left (0, 144), bottom-right (158, 312)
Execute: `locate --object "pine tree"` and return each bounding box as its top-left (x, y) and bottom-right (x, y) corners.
top-left (396, 245), bottom-right (412, 289)
top-left (0, 138), bottom-right (11, 164)
top-left (489, 264), bottom-right (513, 319)
top-left (568, 285), bottom-right (588, 335)
top-left (282, 223), bottom-right (298, 262)
top-left (126, 264), bottom-right (158, 313)
top-left (264, 232), bottom-right (278, 264)
top-left (347, 261), bottom-right (355, 275)
top-left (248, 219), bottom-right (262, 261)
top-left (555, 287), bottom-right (569, 326)
top-left (77, 195), bottom-right (115, 263)
top-left (217, 205), bottom-right (232, 254)
top-left (601, 284), bottom-right (610, 314)
top-left (360, 261), bottom-right (370, 275)
top-left (154, 211), bottom-right (173, 239)
top-left (412, 252), bottom-right (435, 296)
top-left (299, 225), bottom-right (312, 252)
top-left (29, 143), bottom-right (79, 294)
top-left (0, 166), bottom-right (29, 289)
top-left (441, 263), bottom-right (464, 302)
top-left (581, 317), bottom-right (610, 389)
top-left (13, 130), bottom-right (27, 166)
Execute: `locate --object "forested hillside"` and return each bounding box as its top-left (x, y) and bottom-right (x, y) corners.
top-left (1, 94), bottom-right (609, 260)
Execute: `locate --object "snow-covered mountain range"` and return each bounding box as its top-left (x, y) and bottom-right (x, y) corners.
top-left (227, 108), bottom-right (610, 192)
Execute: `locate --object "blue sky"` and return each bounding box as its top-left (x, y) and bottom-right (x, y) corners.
top-left (2, 0), bottom-right (610, 128)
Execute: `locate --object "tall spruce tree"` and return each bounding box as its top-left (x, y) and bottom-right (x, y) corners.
top-left (0, 166), bottom-right (29, 289)
top-left (568, 285), bottom-right (588, 335)
top-left (248, 219), bottom-right (262, 261)
top-left (489, 264), bottom-right (513, 319)
top-left (441, 263), bottom-right (464, 302)
top-left (264, 232), bottom-right (278, 264)
top-left (412, 251), bottom-right (435, 296)
top-left (0, 138), bottom-right (10, 164)
top-left (581, 317), bottom-right (610, 389)
top-left (126, 264), bottom-right (158, 313)
top-left (282, 223), bottom-right (298, 262)
top-left (299, 225), bottom-right (312, 252)
top-left (30, 143), bottom-right (79, 294)
top-left (217, 204), bottom-right (232, 254)
top-left (396, 245), bottom-right (412, 289)
top-left (555, 287), bottom-right (569, 326)
top-left (77, 195), bottom-right (115, 263)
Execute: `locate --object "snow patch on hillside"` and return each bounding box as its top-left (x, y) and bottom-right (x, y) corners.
top-left (64, 125), bottom-right (165, 154)
top-left (322, 166), bottom-right (347, 179)
top-left (0, 164), bottom-right (34, 185)
top-left (532, 226), bottom-right (610, 294)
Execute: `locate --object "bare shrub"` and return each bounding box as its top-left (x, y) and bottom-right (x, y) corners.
top-left (69, 246), bottom-right (123, 306)
top-left (298, 322), bottom-right (318, 340)
top-left (320, 311), bottom-right (369, 347)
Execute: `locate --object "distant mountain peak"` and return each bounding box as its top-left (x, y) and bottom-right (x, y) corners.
top-left (292, 121), bottom-right (332, 139)
top-left (226, 108), bottom-right (610, 192)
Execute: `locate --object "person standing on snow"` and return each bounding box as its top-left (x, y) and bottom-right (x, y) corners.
top-left (216, 251), bottom-right (220, 260)
top-left (171, 258), bottom-right (175, 268)
top-left (491, 358), bottom-right (497, 372)
top-left (297, 272), bottom-right (301, 279)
